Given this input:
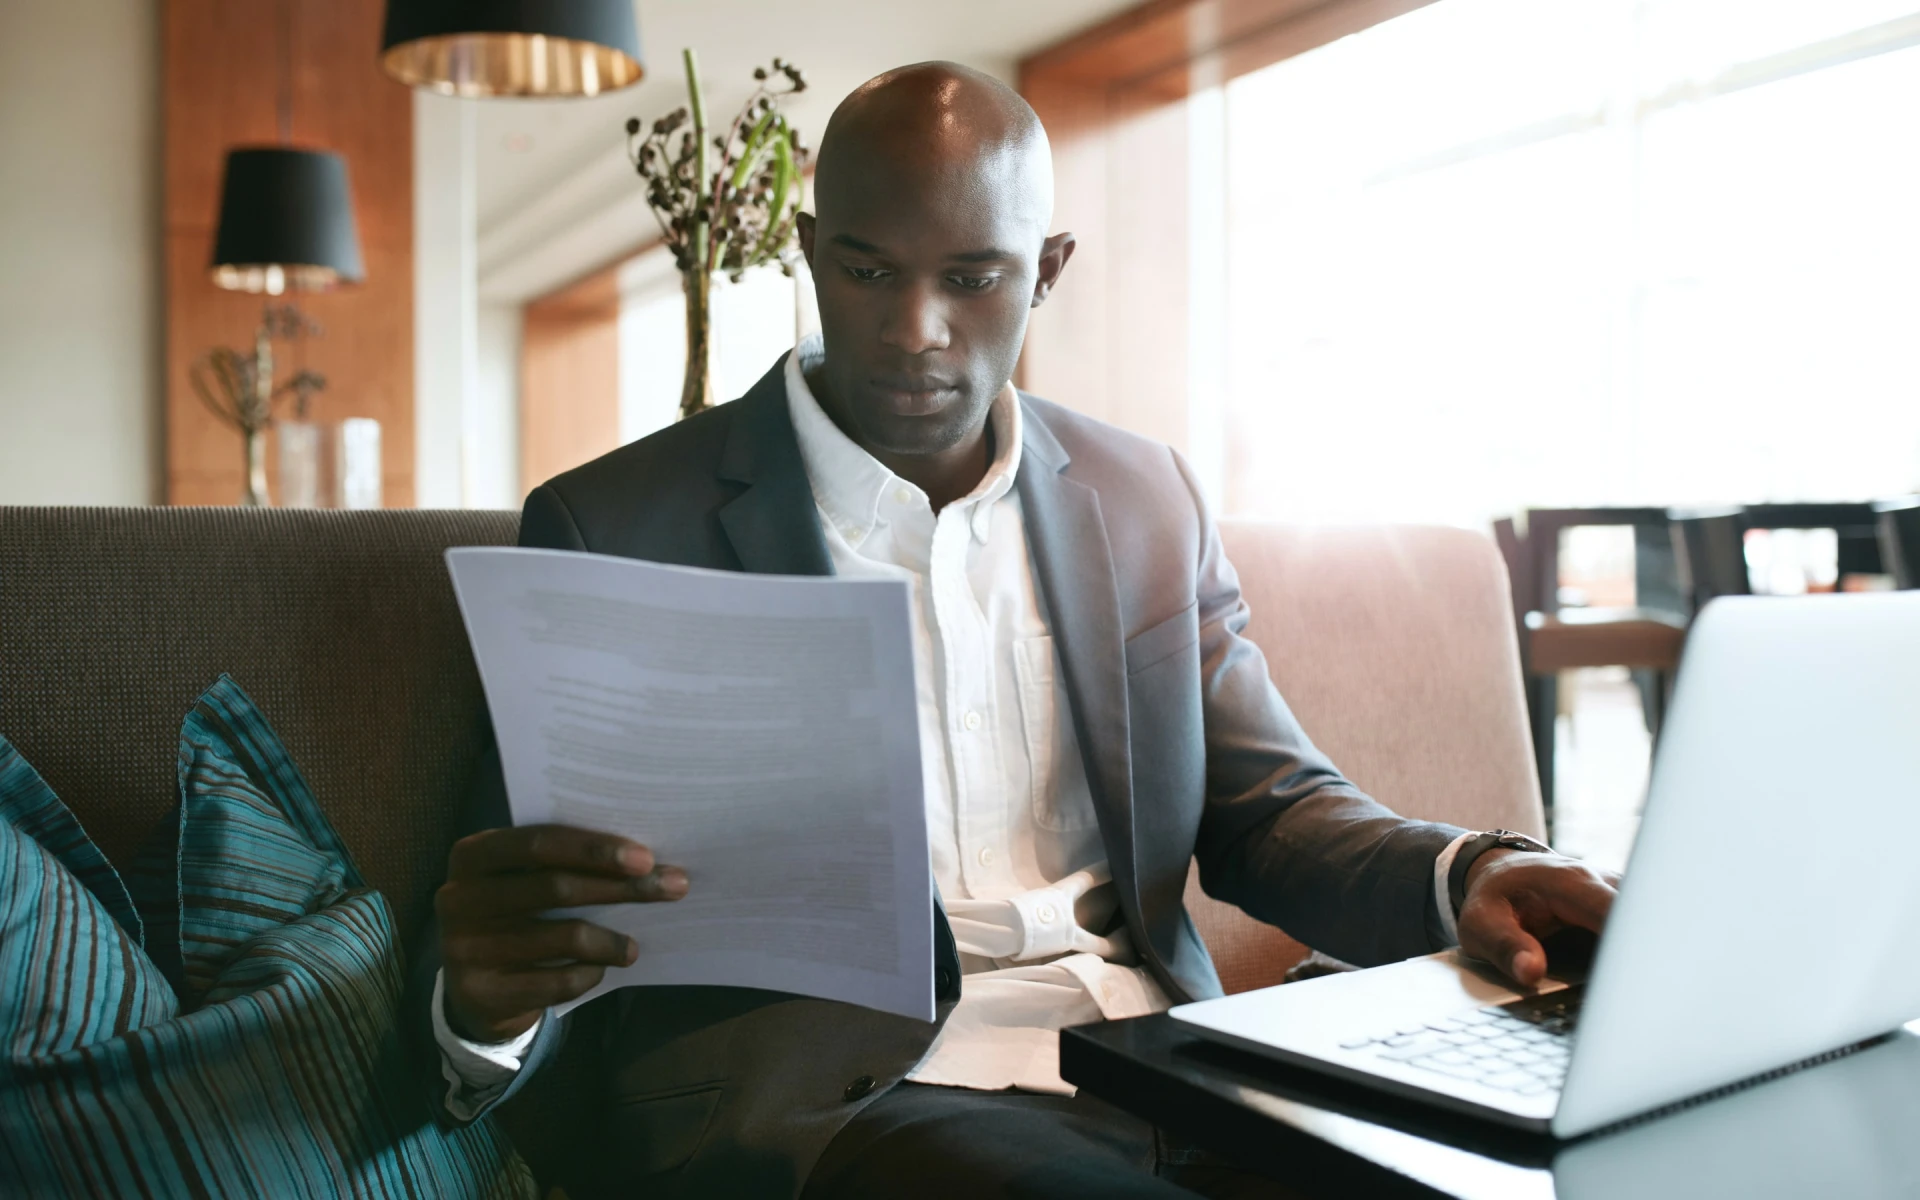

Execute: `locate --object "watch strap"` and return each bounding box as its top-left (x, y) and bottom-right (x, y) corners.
top-left (1448, 829), bottom-right (1552, 915)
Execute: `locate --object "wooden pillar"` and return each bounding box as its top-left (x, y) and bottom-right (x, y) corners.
top-left (163, 0), bottom-right (414, 506)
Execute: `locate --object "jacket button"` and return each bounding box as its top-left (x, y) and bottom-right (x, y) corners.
top-left (843, 1075), bottom-right (877, 1102)
top-left (936, 968), bottom-right (954, 994)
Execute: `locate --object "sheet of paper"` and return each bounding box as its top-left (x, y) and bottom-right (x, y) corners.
top-left (446, 547), bottom-right (933, 1023)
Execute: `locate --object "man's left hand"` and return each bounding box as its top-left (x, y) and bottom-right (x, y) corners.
top-left (1456, 849), bottom-right (1621, 987)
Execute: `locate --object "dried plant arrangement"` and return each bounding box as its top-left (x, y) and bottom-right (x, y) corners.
top-left (189, 305), bottom-right (326, 506)
top-left (629, 49), bottom-right (810, 419)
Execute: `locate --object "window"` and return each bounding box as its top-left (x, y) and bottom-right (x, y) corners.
top-left (1221, 0), bottom-right (1920, 529)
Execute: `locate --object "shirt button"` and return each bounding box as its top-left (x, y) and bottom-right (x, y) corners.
top-left (963, 710), bottom-right (983, 731)
top-left (1036, 904), bottom-right (1057, 925)
top-left (843, 1075), bottom-right (877, 1102)
top-left (894, 487), bottom-right (913, 505)
top-left (977, 846), bottom-right (996, 867)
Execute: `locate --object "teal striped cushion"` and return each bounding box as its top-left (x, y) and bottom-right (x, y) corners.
top-left (0, 676), bottom-right (533, 1198)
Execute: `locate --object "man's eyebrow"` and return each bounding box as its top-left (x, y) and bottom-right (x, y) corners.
top-left (830, 234), bottom-right (889, 255)
top-left (827, 234), bottom-right (1016, 265)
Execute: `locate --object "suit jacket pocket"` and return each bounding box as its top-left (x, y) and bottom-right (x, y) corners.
top-left (1125, 601), bottom-right (1200, 676)
top-left (609, 1080), bottom-right (725, 1176)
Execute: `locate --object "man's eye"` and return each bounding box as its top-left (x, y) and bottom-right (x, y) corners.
top-left (950, 275), bottom-right (997, 291)
top-left (846, 266), bottom-right (889, 283)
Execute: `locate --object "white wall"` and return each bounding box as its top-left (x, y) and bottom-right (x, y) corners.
top-left (0, 0), bottom-right (160, 504)
top-left (471, 303), bottom-right (522, 509)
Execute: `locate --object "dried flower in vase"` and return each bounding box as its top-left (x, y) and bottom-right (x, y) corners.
top-left (189, 304), bottom-right (327, 507)
top-left (628, 50), bottom-right (811, 420)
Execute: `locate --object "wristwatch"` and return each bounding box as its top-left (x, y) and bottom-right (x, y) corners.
top-left (1448, 829), bottom-right (1552, 914)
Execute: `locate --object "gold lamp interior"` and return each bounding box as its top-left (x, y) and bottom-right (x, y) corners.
top-left (211, 263), bottom-right (347, 295)
top-left (382, 32), bottom-right (643, 98)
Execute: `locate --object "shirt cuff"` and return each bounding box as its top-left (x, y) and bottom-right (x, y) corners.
top-left (430, 968), bottom-right (541, 1120)
top-left (1432, 831), bottom-right (1478, 948)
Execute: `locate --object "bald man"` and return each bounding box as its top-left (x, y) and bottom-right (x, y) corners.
top-left (418, 63), bottom-right (1617, 1199)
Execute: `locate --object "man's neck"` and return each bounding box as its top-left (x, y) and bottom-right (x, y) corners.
top-left (806, 367), bottom-right (995, 513)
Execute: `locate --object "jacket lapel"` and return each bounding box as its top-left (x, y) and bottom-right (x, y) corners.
top-left (1015, 398), bottom-right (1138, 905)
top-left (715, 355), bottom-right (836, 578)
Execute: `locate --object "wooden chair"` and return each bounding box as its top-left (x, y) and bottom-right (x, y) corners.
top-left (1493, 509), bottom-right (1686, 837)
top-left (1672, 502), bottom-right (1887, 609)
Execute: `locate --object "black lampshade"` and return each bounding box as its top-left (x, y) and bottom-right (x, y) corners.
top-left (381, 0), bottom-right (644, 97)
top-left (210, 147), bottom-right (365, 294)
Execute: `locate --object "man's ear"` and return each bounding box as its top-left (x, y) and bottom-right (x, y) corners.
top-left (1031, 232), bottom-right (1077, 309)
top-left (797, 212), bottom-right (817, 270)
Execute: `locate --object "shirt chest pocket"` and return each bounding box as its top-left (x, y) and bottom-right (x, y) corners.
top-left (1013, 635), bottom-right (1099, 832)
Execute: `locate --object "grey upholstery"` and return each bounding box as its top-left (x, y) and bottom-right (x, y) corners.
top-left (0, 508), bottom-right (1536, 992)
top-left (0, 506), bottom-right (517, 942)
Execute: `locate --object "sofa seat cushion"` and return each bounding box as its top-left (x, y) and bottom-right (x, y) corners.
top-left (0, 677), bottom-right (533, 1198)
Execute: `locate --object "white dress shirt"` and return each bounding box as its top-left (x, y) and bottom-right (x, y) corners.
top-left (433, 336), bottom-right (1478, 1111)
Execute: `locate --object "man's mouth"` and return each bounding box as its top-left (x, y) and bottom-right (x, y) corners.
top-left (870, 375), bottom-right (958, 415)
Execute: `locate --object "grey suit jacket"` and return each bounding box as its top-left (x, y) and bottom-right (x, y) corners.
top-left (420, 356), bottom-right (1464, 1198)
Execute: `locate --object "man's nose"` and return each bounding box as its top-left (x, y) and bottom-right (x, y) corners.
top-left (879, 280), bottom-right (950, 355)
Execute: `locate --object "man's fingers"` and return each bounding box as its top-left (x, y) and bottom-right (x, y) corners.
top-left (443, 918), bottom-right (638, 972)
top-left (451, 964), bottom-right (610, 1023)
top-left (448, 824), bottom-right (655, 880)
top-left (1461, 902), bottom-right (1547, 987)
top-left (437, 865), bottom-right (690, 920)
top-left (1539, 863), bottom-right (1617, 933)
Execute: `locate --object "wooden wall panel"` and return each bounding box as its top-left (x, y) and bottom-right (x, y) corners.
top-left (520, 264), bottom-right (622, 493)
top-left (164, 0), bottom-right (413, 506)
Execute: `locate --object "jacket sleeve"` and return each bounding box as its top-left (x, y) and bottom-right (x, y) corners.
top-left (409, 484), bottom-right (590, 1124)
top-left (1176, 451), bottom-right (1465, 966)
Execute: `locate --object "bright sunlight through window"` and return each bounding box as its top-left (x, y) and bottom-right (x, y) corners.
top-left (1222, 0), bottom-right (1920, 529)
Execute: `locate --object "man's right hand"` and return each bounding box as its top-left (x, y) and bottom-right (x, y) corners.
top-left (437, 824), bottom-right (689, 1043)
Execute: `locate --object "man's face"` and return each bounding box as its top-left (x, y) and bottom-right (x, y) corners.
top-left (800, 153), bottom-right (1046, 458)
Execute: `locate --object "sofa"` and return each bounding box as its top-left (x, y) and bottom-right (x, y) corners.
top-left (0, 504), bottom-right (1542, 1144)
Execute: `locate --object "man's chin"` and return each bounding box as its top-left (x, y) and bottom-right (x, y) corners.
top-left (852, 403), bottom-right (977, 459)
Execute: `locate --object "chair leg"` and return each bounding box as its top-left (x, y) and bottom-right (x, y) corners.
top-left (1526, 673), bottom-right (1557, 841)
top-left (1645, 670), bottom-right (1670, 743)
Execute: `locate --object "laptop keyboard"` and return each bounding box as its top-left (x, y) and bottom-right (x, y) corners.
top-left (1337, 987), bottom-right (1584, 1096)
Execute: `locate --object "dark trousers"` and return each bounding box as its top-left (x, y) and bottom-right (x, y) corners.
top-left (801, 1082), bottom-right (1300, 1200)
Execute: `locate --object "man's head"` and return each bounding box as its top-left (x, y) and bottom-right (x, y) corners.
top-left (798, 62), bottom-right (1074, 460)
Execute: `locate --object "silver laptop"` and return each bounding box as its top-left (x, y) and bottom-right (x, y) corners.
top-left (1170, 591), bottom-right (1920, 1138)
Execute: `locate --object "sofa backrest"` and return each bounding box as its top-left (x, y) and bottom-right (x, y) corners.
top-left (1, 508), bottom-right (1539, 989)
top-left (1188, 521), bottom-right (1545, 993)
top-left (0, 507), bottom-right (517, 942)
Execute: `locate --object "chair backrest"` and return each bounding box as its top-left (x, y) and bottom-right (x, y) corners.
top-left (1186, 522), bottom-right (1546, 994)
top-left (1744, 502), bottom-right (1884, 579)
top-left (1515, 507), bottom-right (1682, 620)
top-left (1669, 507), bottom-right (1751, 612)
top-left (0, 507), bottom-right (519, 941)
top-left (1876, 498), bottom-right (1920, 589)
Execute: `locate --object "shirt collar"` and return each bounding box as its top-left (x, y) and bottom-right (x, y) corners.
top-left (784, 334), bottom-right (1022, 547)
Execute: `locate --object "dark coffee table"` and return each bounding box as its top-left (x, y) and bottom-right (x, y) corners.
top-left (1062, 1014), bottom-right (1920, 1199)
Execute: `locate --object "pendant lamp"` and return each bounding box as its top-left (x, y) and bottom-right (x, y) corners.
top-left (381, 1), bottom-right (645, 97)
top-left (211, 148), bottom-right (365, 294)
top-left (210, 0), bottom-right (364, 294)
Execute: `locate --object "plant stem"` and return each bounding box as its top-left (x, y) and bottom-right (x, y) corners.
top-left (680, 267), bottom-right (714, 420)
top-left (681, 48), bottom-right (715, 420)
top-left (684, 48), bottom-right (710, 275)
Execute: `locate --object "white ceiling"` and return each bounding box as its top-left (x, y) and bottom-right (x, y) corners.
top-left (474, 0), bottom-right (1136, 237)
